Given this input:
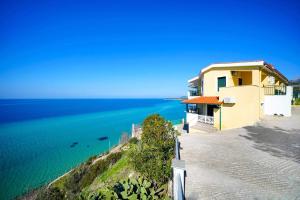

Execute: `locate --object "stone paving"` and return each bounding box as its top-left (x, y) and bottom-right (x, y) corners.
top-left (179, 107), bottom-right (300, 200)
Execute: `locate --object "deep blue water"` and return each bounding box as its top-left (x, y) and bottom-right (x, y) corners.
top-left (0, 99), bottom-right (172, 124)
top-left (0, 99), bottom-right (185, 200)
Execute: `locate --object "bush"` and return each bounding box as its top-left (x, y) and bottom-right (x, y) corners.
top-left (294, 98), bottom-right (300, 105)
top-left (129, 114), bottom-right (176, 185)
top-left (128, 137), bottom-right (138, 145)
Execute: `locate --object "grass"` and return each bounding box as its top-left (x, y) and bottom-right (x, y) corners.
top-left (45, 151), bottom-right (124, 200)
top-left (51, 173), bottom-right (68, 190)
top-left (91, 152), bottom-right (134, 187)
top-left (99, 154), bottom-right (129, 182)
top-left (81, 150), bottom-right (137, 197)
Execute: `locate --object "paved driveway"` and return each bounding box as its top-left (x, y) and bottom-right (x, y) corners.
top-left (179, 107), bottom-right (300, 200)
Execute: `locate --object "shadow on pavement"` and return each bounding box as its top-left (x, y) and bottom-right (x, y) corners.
top-left (241, 126), bottom-right (300, 163)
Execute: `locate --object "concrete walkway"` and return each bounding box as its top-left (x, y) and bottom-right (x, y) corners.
top-left (179, 107), bottom-right (300, 200)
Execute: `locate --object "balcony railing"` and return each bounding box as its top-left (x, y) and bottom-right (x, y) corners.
top-left (198, 115), bottom-right (214, 125)
top-left (264, 85), bottom-right (286, 95)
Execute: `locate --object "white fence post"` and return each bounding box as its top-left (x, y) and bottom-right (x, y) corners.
top-left (131, 123), bottom-right (135, 138)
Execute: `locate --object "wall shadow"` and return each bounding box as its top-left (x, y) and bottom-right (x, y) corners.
top-left (240, 126), bottom-right (300, 163)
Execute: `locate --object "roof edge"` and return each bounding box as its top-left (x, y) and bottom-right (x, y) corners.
top-left (201, 61), bottom-right (264, 74)
top-left (188, 76), bottom-right (199, 83)
top-left (199, 60), bottom-right (288, 83)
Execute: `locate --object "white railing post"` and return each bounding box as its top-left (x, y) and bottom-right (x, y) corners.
top-left (131, 123), bottom-right (135, 138)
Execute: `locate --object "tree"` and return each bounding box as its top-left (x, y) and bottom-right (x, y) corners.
top-left (129, 114), bottom-right (176, 185)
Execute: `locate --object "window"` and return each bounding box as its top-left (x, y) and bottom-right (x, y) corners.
top-left (217, 76), bottom-right (226, 91)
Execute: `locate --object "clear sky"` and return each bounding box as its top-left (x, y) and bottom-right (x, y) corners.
top-left (0, 0), bottom-right (299, 98)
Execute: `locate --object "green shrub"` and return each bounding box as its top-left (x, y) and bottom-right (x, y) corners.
top-left (294, 98), bottom-right (300, 105)
top-left (129, 114), bottom-right (176, 185)
top-left (106, 151), bottom-right (123, 165)
top-left (128, 137), bottom-right (138, 145)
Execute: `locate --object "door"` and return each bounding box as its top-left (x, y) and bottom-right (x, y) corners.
top-left (218, 76), bottom-right (226, 91)
top-left (207, 104), bottom-right (218, 116)
top-left (238, 78), bottom-right (243, 86)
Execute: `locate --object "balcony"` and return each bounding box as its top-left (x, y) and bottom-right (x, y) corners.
top-left (189, 90), bottom-right (200, 96)
top-left (264, 85), bottom-right (286, 95)
top-left (187, 89), bottom-right (200, 99)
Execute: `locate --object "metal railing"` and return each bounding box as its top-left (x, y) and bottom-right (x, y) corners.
top-left (198, 114), bottom-right (214, 125)
top-left (264, 85), bottom-right (286, 95)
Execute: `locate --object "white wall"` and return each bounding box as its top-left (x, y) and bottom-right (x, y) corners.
top-left (186, 113), bottom-right (198, 126)
top-left (264, 86), bottom-right (292, 117)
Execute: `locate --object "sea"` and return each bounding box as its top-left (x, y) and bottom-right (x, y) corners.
top-left (0, 99), bottom-right (185, 200)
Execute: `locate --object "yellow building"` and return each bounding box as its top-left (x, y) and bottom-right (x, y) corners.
top-left (184, 61), bottom-right (291, 130)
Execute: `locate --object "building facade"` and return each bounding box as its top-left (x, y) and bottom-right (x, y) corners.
top-left (184, 61), bottom-right (292, 130)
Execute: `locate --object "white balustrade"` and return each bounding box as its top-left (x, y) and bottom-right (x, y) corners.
top-left (198, 115), bottom-right (214, 125)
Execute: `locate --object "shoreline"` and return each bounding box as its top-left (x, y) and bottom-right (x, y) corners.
top-left (18, 144), bottom-right (123, 200)
top-left (48, 144), bottom-right (122, 188)
top-left (16, 117), bottom-right (182, 200)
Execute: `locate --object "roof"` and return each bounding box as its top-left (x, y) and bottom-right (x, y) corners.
top-left (198, 60), bottom-right (288, 84)
top-left (188, 76), bottom-right (199, 83)
top-left (264, 62), bottom-right (288, 82)
top-left (182, 96), bottom-right (222, 105)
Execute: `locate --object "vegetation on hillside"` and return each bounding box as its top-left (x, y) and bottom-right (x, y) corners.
top-left (88, 177), bottom-right (168, 200)
top-left (27, 114), bottom-right (175, 200)
top-left (37, 151), bottom-right (123, 199)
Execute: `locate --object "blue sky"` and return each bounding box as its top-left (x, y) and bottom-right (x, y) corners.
top-left (0, 0), bottom-right (299, 98)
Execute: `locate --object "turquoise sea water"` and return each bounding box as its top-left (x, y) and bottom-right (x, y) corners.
top-left (0, 99), bottom-right (184, 200)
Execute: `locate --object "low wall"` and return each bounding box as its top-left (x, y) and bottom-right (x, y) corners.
top-left (263, 86), bottom-right (292, 117)
top-left (186, 113), bottom-right (198, 126)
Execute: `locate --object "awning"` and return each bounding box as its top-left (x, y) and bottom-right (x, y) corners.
top-left (182, 96), bottom-right (222, 105)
